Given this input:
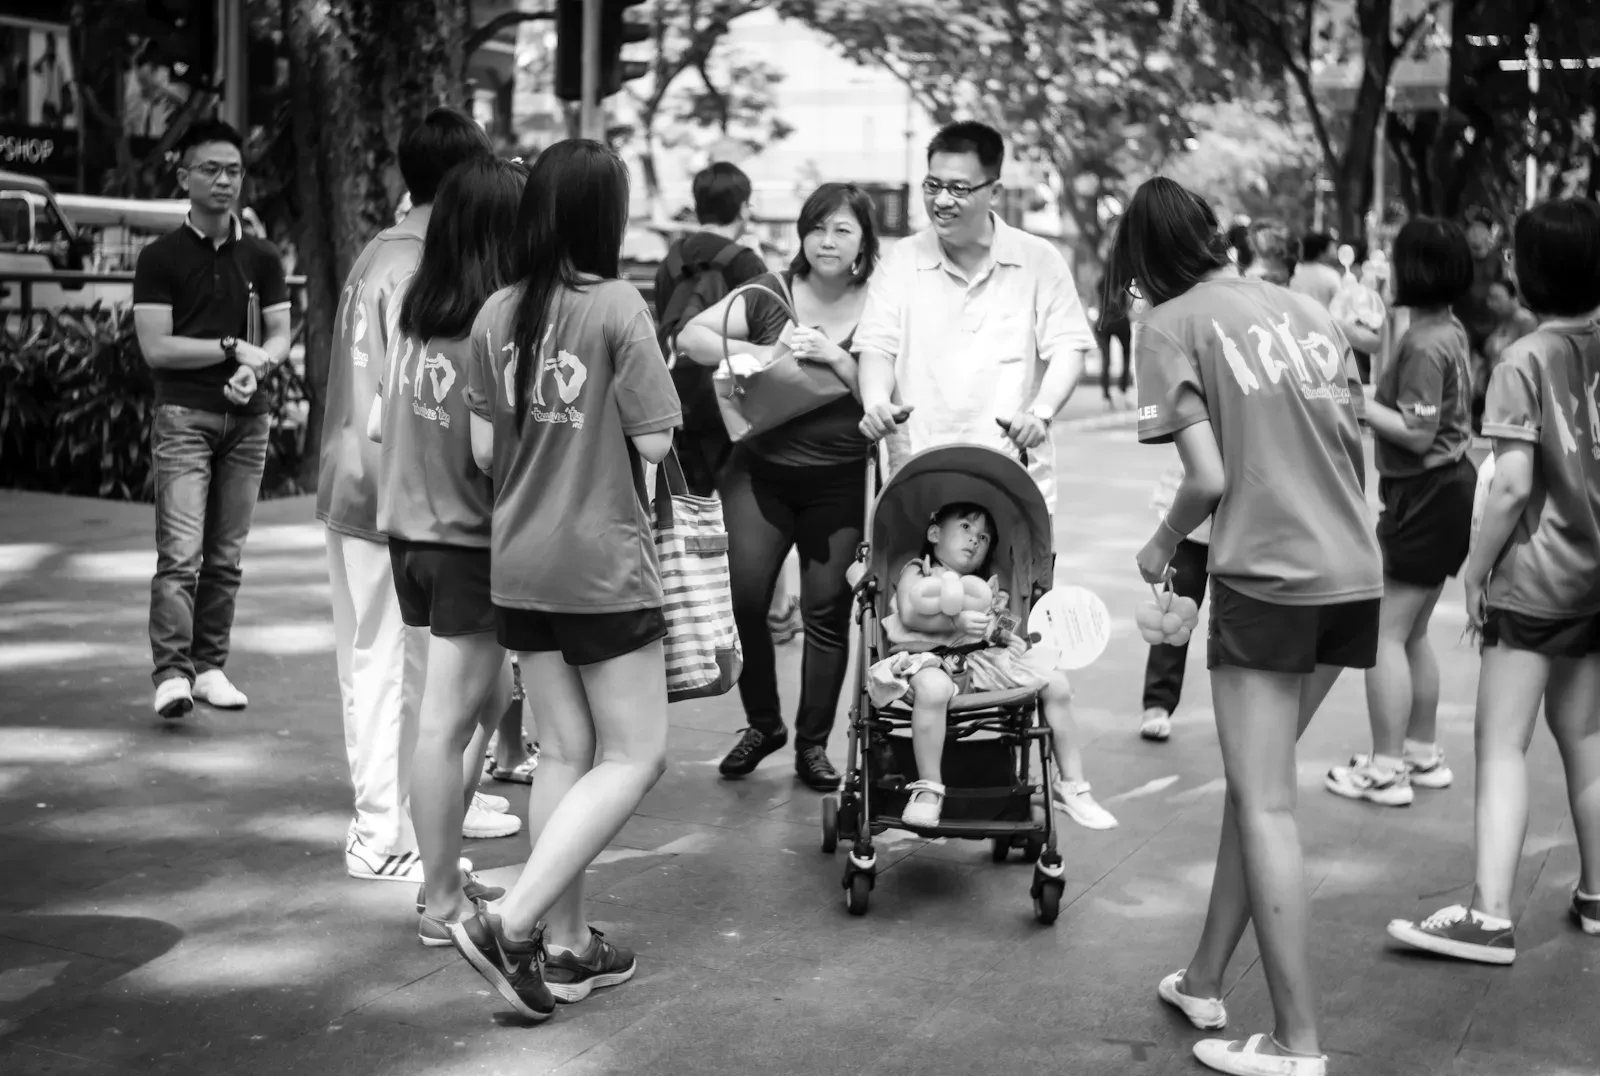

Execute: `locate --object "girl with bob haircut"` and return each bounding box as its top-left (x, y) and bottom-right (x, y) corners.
top-left (1107, 176), bottom-right (1381, 1076)
top-left (1389, 197), bottom-right (1600, 964)
top-left (675, 182), bottom-right (880, 793)
top-left (448, 140), bottom-right (682, 1021)
top-left (1326, 218), bottom-right (1476, 811)
top-left (367, 156), bottom-right (529, 945)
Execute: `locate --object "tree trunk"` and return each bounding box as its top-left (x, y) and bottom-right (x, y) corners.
top-left (1333, 0), bottom-right (1398, 240)
top-left (285, 0), bottom-right (468, 489)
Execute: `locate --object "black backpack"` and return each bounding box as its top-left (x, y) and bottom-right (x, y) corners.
top-left (656, 238), bottom-right (747, 432)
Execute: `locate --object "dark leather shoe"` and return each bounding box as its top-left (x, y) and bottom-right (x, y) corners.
top-left (795, 745), bottom-right (841, 791)
top-left (719, 727), bottom-right (788, 778)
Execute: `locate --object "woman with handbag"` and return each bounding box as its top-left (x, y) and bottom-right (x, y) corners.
top-left (449, 140), bottom-right (681, 1021)
top-left (674, 182), bottom-right (879, 791)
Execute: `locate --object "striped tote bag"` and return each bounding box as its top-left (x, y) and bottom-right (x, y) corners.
top-left (649, 453), bottom-right (742, 702)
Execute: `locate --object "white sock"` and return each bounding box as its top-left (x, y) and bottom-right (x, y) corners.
top-left (1372, 753), bottom-right (1404, 774)
top-left (1470, 909), bottom-right (1513, 930)
top-left (1577, 888), bottom-right (1600, 902)
top-left (1403, 739), bottom-right (1440, 763)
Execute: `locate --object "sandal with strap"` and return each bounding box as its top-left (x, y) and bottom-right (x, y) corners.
top-left (901, 780), bottom-right (946, 828)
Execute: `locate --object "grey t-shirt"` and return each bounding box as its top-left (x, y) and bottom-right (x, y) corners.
top-left (376, 322), bottom-right (491, 548)
top-left (1483, 323), bottom-right (1600, 619)
top-left (317, 226), bottom-right (424, 542)
top-left (464, 279), bottom-right (682, 613)
top-left (1373, 315), bottom-right (1473, 478)
top-left (1135, 277), bottom-right (1382, 606)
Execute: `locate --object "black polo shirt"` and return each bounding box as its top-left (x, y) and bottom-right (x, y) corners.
top-left (133, 214), bottom-right (290, 415)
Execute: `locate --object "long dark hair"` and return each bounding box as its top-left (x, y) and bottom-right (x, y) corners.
top-left (1098, 177), bottom-right (1230, 334)
top-left (509, 140), bottom-right (630, 429)
top-left (399, 157), bottom-right (527, 340)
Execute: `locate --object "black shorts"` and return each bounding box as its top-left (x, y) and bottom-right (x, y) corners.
top-left (495, 606), bottom-right (667, 666)
top-left (1376, 456), bottom-right (1477, 588)
top-left (1482, 608), bottom-right (1600, 658)
top-left (1208, 579), bottom-right (1380, 674)
top-left (388, 538), bottom-right (495, 637)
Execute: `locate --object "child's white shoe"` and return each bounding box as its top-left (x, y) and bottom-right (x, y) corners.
top-left (1054, 780), bottom-right (1119, 829)
top-left (900, 780), bottom-right (945, 828)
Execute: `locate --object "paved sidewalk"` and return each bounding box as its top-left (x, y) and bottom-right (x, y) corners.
top-left (0, 427), bottom-right (1594, 1076)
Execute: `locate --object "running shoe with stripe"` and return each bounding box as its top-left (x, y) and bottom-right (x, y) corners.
top-left (1347, 749), bottom-right (1454, 789)
top-left (1324, 758), bottom-right (1414, 806)
top-left (345, 825), bottom-right (424, 883)
top-left (544, 928), bottom-right (638, 1003)
top-left (448, 911), bottom-right (555, 1022)
top-left (1572, 888), bottom-right (1600, 935)
top-left (1386, 904), bottom-right (1515, 964)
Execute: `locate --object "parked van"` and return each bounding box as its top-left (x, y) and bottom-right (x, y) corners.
top-left (56, 193), bottom-right (189, 272)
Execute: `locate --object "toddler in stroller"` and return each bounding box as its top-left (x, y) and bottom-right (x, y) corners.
top-left (868, 501), bottom-right (1117, 831)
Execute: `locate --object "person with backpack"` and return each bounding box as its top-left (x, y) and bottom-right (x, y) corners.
top-left (653, 162), bottom-right (768, 496)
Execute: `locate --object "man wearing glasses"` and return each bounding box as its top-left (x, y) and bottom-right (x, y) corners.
top-left (856, 121), bottom-right (1095, 513)
top-left (133, 120), bottom-right (291, 719)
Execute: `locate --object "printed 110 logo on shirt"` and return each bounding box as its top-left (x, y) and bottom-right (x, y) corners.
top-left (1212, 314), bottom-right (1351, 405)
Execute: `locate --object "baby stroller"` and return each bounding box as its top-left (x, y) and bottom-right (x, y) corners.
top-left (821, 443), bottom-right (1068, 923)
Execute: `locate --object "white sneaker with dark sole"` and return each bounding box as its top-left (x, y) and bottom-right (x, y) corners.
top-left (1140, 708), bottom-right (1172, 742)
top-left (153, 677), bottom-right (193, 720)
top-left (1386, 904), bottom-right (1515, 964)
top-left (1158, 969), bottom-right (1226, 1029)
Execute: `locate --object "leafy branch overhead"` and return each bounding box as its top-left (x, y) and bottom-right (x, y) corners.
top-left (779, 0), bottom-right (1239, 254)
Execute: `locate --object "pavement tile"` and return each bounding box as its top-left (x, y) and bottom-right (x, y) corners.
top-left (0, 1042), bottom-right (120, 1076)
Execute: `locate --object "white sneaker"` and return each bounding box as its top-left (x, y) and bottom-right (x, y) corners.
top-left (345, 825), bottom-right (425, 883)
top-left (1347, 749), bottom-right (1453, 789)
top-left (1158, 969), bottom-right (1227, 1029)
top-left (474, 790), bottom-right (511, 815)
top-left (1325, 757), bottom-right (1413, 806)
top-left (1053, 780), bottom-right (1119, 829)
top-left (153, 677), bottom-right (193, 719)
top-left (192, 669), bottom-right (248, 709)
top-left (1193, 1034), bottom-right (1326, 1076)
top-left (463, 803), bottom-right (521, 839)
top-left (1140, 707), bottom-right (1172, 742)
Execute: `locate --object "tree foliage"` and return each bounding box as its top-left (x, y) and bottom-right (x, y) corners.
top-left (1161, 100), bottom-right (1322, 233)
top-left (779, 0), bottom-right (1238, 261)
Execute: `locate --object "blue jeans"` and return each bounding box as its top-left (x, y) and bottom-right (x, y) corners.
top-left (149, 404), bottom-right (269, 686)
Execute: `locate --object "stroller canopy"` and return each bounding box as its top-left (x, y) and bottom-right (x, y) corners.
top-left (868, 444), bottom-right (1054, 608)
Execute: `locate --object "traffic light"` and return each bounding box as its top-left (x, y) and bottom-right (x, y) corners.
top-left (555, 0), bottom-right (652, 102)
top-left (144, 0), bottom-right (218, 87)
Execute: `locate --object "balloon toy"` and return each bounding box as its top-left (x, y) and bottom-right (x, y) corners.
top-left (1136, 583), bottom-right (1200, 646)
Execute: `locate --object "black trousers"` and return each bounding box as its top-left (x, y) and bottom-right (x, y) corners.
top-left (676, 427), bottom-right (732, 498)
top-left (1098, 322), bottom-right (1132, 398)
top-left (1141, 538), bottom-right (1209, 714)
top-left (719, 450), bottom-right (866, 750)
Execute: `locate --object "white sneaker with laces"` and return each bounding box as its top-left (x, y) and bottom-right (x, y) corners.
top-left (1324, 757), bottom-right (1413, 806)
top-left (1053, 780), bottom-right (1119, 829)
top-left (474, 790), bottom-right (511, 815)
top-left (1140, 707), bottom-right (1172, 742)
top-left (463, 803), bottom-right (521, 839)
top-left (1158, 969), bottom-right (1226, 1029)
top-left (153, 677), bottom-right (193, 719)
top-left (345, 825), bottom-right (425, 883)
top-left (192, 669), bottom-right (248, 709)
top-left (1347, 749), bottom-right (1453, 789)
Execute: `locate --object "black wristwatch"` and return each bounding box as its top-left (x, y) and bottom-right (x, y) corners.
top-left (221, 336), bottom-right (238, 360)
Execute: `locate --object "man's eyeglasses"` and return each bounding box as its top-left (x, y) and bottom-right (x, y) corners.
top-left (921, 176), bottom-right (998, 201)
top-left (187, 163), bottom-right (244, 182)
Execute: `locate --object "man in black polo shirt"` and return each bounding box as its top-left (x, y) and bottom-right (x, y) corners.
top-left (133, 119), bottom-right (291, 720)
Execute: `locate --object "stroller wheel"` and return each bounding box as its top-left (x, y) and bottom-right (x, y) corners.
top-left (821, 795), bottom-right (840, 854)
top-left (991, 837), bottom-right (1010, 863)
top-left (1033, 881), bottom-right (1063, 924)
top-left (845, 871), bottom-right (872, 916)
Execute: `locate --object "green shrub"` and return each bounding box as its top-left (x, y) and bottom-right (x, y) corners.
top-left (0, 305), bottom-right (309, 502)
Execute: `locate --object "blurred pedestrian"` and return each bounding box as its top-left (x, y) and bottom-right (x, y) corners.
top-left (1136, 453), bottom-right (1211, 743)
top-left (1096, 269), bottom-right (1133, 409)
top-left (1473, 273), bottom-right (1540, 430)
top-left (1289, 232), bottom-right (1341, 309)
top-left (1244, 220), bottom-right (1291, 286)
top-left (675, 182), bottom-right (879, 791)
top-left (319, 109), bottom-right (499, 885)
top-left (367, 156), bottom-right (532, 947)
top-left (133, 119), bottom-right (291, 719)
top-left (450, 140), bottom-right (679, 1019)
top-left (1388, 197), bottom-right (1600, 964)
top-left (1327, 218), bottom-right (1475, 807)
top-left (1114, 176), bottom-right (1379, 1076)
top-left (652, 162), bottom-right (767, 497)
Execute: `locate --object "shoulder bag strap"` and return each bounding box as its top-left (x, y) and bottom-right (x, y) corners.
top-left (719, 277), bottom-right (799, 370)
